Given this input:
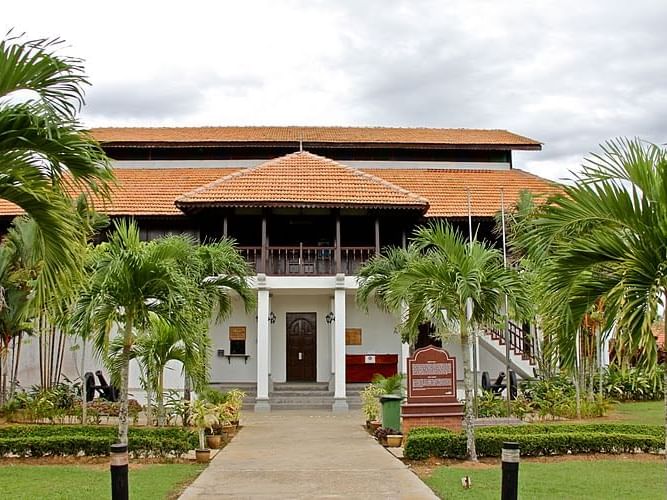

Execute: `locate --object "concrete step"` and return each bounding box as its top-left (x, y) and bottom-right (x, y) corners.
top-left (272, 383), bottom-right (330, 392)
top-left (270, 396), bottom-right (333, 403)
top-left (270, 403), bottom-right (334, 410)
top-left (270, 390), bottom-right (334, 397)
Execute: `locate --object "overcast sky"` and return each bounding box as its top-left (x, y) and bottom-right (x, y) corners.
top-left (4, 1), bottom-right (666, 180)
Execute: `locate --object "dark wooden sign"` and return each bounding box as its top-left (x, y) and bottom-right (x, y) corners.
top-left (229, 326), bottom-right (247, 341)
top-left (406, 346), bottom-right (457, 403)
top-left (345, 328), bottom-right (362, 345)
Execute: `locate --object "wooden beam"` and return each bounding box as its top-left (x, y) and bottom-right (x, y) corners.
top-left (374, 217), bottom-right (380, 255)
top-left (260, 213), bottom-right (267, 273)
top-left (335, 212), bottom-right (342, 274)
top-left (223, 215), bottom-right (228, 238)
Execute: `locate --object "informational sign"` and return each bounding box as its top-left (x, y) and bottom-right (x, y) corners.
top-left (406, 346), bottom-right (457, 402)
top-left (364, 355), bottom-right (376, 364)
top-left (229, 326), bottom-right (247, 341)
top-left (346, 328), bottom-right (362, 345)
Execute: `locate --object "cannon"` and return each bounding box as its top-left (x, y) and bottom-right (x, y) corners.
top-left (84, 371), bottom-right (119, 402)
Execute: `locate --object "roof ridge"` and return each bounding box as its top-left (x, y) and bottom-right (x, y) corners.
top-left (177, 151), bottom-right (429, 205)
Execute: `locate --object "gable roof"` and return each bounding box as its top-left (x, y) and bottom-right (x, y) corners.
top-left (91, 126), bottom-right (541, 150)
top-left (176, 151), bottom-right (429, 211)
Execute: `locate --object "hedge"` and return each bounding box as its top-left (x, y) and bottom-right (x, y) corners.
top-left (0, 425), bottom-right (198, 458)
top-left (404, 424), bottom-right (664, 460)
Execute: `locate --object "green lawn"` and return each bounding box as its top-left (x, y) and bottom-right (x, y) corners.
top-left (608, 400), bottom-right (664, 426)
top-left (424, 459), bottom-right (665, 500)
top-left (0, 463), bottom-right (205, 500)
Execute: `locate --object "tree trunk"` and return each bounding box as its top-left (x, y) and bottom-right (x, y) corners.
top-left (460, 323), bottom-right (477, 461)
top-left (145, 378), bottom-right (153, 427)
top-left (157, 369), bottom-right (165, 427)
top-left (10, 333), bottom-right (22, 400)
top-left (574, 329), bottom-right (581, 419)
top-left (118, 313), bottom-right (133, 445)
top-left (663, 307), bottom-right (666, 485)
top-left (183, 375), bottom-right (191, 427)
top-left (81, 338), bottom-right (87, 425)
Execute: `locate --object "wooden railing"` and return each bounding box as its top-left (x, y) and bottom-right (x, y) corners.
top-left (237, 245), bottom-right (376, 276)
top-left (484, 320), bottom-right (537, 365)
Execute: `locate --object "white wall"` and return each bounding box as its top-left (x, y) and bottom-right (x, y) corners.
top-left (209, 297), bottom-right (259, 384)
top-left (345, 299), bottom-right (402, 356)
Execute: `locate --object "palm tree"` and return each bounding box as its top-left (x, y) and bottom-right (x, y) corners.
top-left (519, 138), bottom-right (667, 464)
top-left (0, 33), bottom-right (113, 304)
top-left (358, 222), bottom-right (527, 461)
top-left (72, 220), bottom-right (193, 443)
top-left (111, 317), bottom-right (210, 426)
top-left (73, 220), bottom-right (254, 443)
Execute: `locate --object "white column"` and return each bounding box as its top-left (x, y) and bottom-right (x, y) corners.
top-left (401, 342), bottom-right (410, 376)
top-left (400, 302), bottom-right (410, 376)
top-left (330, 296), bottom-right (336, 391)
top-left (332, 275), bottom-right (348, 412)
top-left (255, 282), bottom-right (271, 412)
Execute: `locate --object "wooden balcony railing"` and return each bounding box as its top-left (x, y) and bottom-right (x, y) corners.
top-left (238, 245), bottom-right (375, 276)
top-left (484, 320), bottom-right (537, 365)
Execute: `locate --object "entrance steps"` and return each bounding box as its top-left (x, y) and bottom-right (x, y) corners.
top-left (208, 382), bottom-right (370, 410)
top-left (270, 382), bottom-right (332, 410)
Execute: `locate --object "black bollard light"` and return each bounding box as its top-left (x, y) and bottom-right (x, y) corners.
top-left (501, 441), bottom-right (519, 500)
top-left (110, 443), bottom-right (129, 500)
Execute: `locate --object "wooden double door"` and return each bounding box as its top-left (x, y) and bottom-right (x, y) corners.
top-left (286, 312), bottom-right (317, 382)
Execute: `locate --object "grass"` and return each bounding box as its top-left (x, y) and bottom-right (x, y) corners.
top-left (0, 463), bottom-right (205, 499)
top-left (608, 400), bottom-right (664, 426)
top-left (423, 459), bottom-right (665, 500)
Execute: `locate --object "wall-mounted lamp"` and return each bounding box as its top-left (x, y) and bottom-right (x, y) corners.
top-left (325, 312), bottom-right (335, 324)
top-left (268, 312), bottom-right (277, 324)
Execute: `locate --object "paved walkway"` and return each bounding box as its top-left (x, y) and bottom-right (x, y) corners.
top-left (180, 410), bottom-right (437, 499)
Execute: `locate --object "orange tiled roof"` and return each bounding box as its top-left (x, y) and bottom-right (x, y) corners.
top-left (176, 151), bottom-right (429, 210)
top-left (0, 163), bottom-right (558, 218)
top-left (369, 168), bottom-right (560, 217)
top-left (91, 126), bottom-right (541, 148)
top-left (0, 168), bottom-right (237, 217)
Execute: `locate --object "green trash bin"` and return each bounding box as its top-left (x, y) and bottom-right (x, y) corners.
top-left (379, 394), bottom-right (404, 431)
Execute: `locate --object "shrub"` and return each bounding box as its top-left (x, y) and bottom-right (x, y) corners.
top-left (403, 423), bottom-right (664, 460)
top-left (360, 384), bottom-right (384, 422)
top-left (597, 365), bottom-right (664, 401)
top-left (0, 425), bottom-right (198, 458)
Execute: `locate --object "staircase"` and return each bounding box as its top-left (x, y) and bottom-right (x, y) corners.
top-left (481, 321), bottom-right (537, 380)
top-left (269, 382), bottom-right (333, 410)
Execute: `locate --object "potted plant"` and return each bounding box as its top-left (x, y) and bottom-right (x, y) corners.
top-left (386, 431), bottom-right (403, 447)
top-left (360, 383), bottom-right (383, 429)
top-left (226, 389), bottom-right (246, 427)
top-left (192, 400), bottom-right (219, 463)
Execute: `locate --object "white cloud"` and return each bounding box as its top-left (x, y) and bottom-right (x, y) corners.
top-left (3, 0), bottom-right (666, 181)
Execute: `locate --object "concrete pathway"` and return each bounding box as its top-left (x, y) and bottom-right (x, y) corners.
top-left (180, 410), bottom-right (437, 499)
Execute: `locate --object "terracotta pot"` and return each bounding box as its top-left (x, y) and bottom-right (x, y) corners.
top-left (206, 434), bottom-right (222, 449)
top-left (195, 449), bottom-right (211, 463)
top-left (386, 435), bottom-right (403, 447)
top-left (370, 421), bottom-right (381, 432)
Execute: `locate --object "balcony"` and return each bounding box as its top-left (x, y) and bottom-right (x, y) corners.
top-left (238, 245), bottom-right (375, 276)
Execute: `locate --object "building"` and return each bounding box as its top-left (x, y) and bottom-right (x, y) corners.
top-left (0, 126), bottom-right (557, 411)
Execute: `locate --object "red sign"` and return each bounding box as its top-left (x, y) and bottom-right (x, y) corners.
top-left (407, 346), bottom-right (457, 403)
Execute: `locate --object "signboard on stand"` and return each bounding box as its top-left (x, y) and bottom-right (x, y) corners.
top-left (407, 346), bottom-right (457, 403)
top-left (402, 346), bottom-right (464, 433)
